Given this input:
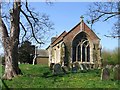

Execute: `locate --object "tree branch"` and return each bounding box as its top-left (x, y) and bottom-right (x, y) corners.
top-left (0, 17), bottom-right (9, 38)
top-left (25, 0), bottom-right (52, 30)
top-left (87, 2), bottom-right (120, 39)
top-left (104, 35), bottom-right (120, 38)
top-left (25, 0), bottom-right (39, 23)
top-left (19, 22), bottom-right (27, 42)
top-left (0, 17), bottom-right (10, 53)
top-left (20, 9), bottom-right (44, 44)
top-left (92, 13), bottom-right (105, 23)
top-left (104, 14), bottom-right (116, 21)
top-left (96, 10), bottom-right (120, 15)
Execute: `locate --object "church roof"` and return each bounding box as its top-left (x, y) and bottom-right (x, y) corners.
top-left (51, 31), bottom-right (67, 46)
top-left (47, 19), bottom-right (100, 49)
top-left (37, 49), bottom-right (49, 57)
top-left (64, 20), bottom-right (100, 40)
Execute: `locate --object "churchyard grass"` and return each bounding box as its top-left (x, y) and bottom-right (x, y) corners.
top-left (1, 64), bottom-right (120, 88)
top-left (0, 65), bottom-right (2, 89)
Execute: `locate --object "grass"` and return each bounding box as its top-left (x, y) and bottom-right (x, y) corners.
top-left (1, 64), bottom-right (120, 89)
top-left (0, 65), bottom-right (2, 89)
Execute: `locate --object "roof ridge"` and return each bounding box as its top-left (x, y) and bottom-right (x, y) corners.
top-left (51, 31), bottom-right (67, 45)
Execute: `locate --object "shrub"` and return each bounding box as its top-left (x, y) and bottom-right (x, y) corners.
top-left (102, 47), bottom-right (119, 65)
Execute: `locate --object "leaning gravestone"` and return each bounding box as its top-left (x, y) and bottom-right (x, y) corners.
top-left (80, 64), bottom-right (84, 70)
top-left (113, 64), bottom-right (120, 80)
top-left (81, 64), bottom-right (87, 70)
top-left (53, 63), bottom-right (62, 75)
top-left (62, 66), bottom-right (69, 74)
top-left (101, 67), bottom-right (110, 80)
top-left (84, 64), bottom-right (88, 70)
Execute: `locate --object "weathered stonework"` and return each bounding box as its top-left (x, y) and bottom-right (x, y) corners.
top-left (47, 19), bottom-right (102, 69)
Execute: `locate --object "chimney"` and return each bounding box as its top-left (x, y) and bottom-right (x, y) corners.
top-left (51, 37), bottom-right (57, 44)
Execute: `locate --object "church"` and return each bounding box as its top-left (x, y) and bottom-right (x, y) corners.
top-left (46, 18), bottom-right (102, 69)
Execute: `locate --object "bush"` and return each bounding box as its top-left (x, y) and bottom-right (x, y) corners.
top-left (102, 47), bottom-right (119, 65)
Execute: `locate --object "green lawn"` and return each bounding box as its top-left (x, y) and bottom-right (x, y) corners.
top-left (1, 64), bottom-right (120, 88)
top-left (0, 65), bottom-right (2, 89)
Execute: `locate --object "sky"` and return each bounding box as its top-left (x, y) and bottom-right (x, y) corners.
top-left (0, 2), bottom-right (118, 55)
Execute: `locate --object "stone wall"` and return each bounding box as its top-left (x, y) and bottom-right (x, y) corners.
top-left (36, 57), bottom-right (49, 65)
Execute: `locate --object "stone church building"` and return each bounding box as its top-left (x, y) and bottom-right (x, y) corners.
top-left (46, 18), bottom-right (102, 69)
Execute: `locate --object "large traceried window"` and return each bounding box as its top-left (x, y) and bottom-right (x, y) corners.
top-left (72, 32), bottom-right (90, 63)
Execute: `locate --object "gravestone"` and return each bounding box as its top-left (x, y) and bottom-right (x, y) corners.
top-left (72, 67), bottom-right (77, 73)
top-left (50, 63), bottom-right (54, 71)
top-left (89, 64), bottom-right (94, 69)
top-left (74, 62), bottom-right (80, 70)
top-left (53, 63), bottom-right (62, 75)
top-left (62, 66), bottom-right (69, 74)
top-left (101, 67), bottom-right (110, 80)
top-left (106, 64), bottom-right (113, 70)
top-left (81, 64), bottom-right (87, 70)
top-left (72, 64), bottom-right (77, 73)
top-left (80, 64), bottom-right (84, 70)
top-left (84, 64), bottom-right (88, 70)
top-left (113, 65), bottom-right (120, 80)
top-left (86, 64), bottom-right (90, 70)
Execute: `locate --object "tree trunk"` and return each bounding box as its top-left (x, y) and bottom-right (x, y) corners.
top-left (3, 39), bottom-right (22, 80)
top-left (0, 0), bottom-right (22, 80)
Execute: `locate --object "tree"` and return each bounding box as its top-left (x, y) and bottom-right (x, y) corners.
top-left (101, 47), bottom-right (119, 65)
top-left (18, 41), bottom-right (35, 64)
top-left (0, 0), bottom-right (53, 80)
top-left (86, 2), bottom-right (120, 38)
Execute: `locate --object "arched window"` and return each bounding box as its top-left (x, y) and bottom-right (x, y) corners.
top-left (78, 45), bottom-right (81, 61)
top-left (87, 45), bottom-right (90, 62)
top-left (82, 44), bottom-right (85, 62)
top-left (61, 42), bottom-right (67, 66)
top-left (72, 32), bottom-right (90, 63)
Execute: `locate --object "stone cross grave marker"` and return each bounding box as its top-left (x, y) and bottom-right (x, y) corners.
top-left (101, 67), bottom-right (110, 80)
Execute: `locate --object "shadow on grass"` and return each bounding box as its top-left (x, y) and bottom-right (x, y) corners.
top-left (1, 79), bottom-right (10, 90)
top-left (22, 69), bottom-right (101, 80)
top-left (41, 69), bottom-right (101, 79)
top-left (41, 71), bottom-right (70, 78)
top-left (41, 70), bottom-right (87, 78)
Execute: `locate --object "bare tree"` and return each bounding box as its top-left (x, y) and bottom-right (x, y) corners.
top-left (86, 2), bottom-right (120, 38)
top-left (0, 0), bottom-right (53, 80)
